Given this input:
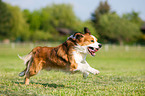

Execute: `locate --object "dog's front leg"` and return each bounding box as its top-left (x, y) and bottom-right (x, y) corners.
top-left (73, 61), bottom-right (100, 78)
top-left (73, 65), bottom-right (90, 79)
top-left (87, 66), bottom-right (100, 75)
top-left (84, 61), bottom-right (100, 75)
top-left (83, 72), bottom-right (89, 79)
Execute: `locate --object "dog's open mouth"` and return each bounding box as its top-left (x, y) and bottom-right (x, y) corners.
top-left (87, 47), bottom-right (99, 56)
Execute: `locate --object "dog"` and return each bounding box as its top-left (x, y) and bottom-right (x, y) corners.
top-left (18, 27), bottom-right (102, 85)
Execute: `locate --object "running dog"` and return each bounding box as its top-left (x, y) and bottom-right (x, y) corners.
top-left (18, 27), bottom-right (102, 85)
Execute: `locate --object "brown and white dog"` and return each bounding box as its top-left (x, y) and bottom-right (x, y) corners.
top-left (18, 27), bottom-right (102, 85)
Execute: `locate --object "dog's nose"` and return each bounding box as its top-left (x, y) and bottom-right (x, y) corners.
top-left (98, 44), bottom-right (102, 48)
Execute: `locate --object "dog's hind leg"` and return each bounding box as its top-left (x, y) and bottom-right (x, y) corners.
top-left (19, 62), bottom-right (29, 77)
top-left (24, 58), bottom-right (32, 85)
top-left (24, 59), bottom-right (43, 85)
top-left (18, 53), bottom-right (32, 77)
top-left (19, 70), bottom-right (26, 77)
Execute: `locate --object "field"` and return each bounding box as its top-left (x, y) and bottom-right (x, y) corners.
top-left (0, 43), bottom-right (145, 96)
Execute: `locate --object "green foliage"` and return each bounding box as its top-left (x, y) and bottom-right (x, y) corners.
top-left (32, 30), bottom-right (52, 41)
top-left (7, 5), bottom-right (30, 41)
top-left (43, 4), bottom-right (78, 29)
top-left (0, 1), bottom-right (29, 41)
top-left (22, 4), bottom-right (80, 42)
top-left (0, 1), bottom-right (144, 44)
top-left (122, 11), bottom-right (145, 44)
top-left (40, 7), bottom-right (53, 32)
top-left (73, 20), bottom-right (98, 38)
top-left (123, 11), bottom-right (143, 27)
top-left (0, 0), bottom-right (12, 39)
top-left (91, 1), bottom-right (143, 45)
top-left (91, 1), bottom-right (110, 26)
top-left (98, 13), bottom-right (141, 44)
top-left (29, 10), bottom-right (41, 31)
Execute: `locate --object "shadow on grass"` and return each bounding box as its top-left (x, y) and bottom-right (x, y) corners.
top-left (14, 81), bottom-right (72, 88)
top-left (31, 82), bottom-right (66, 88)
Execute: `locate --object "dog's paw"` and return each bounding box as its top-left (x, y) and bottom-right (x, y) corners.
top-left (83, 72), bottom-right (89, 79)
top-left (95, 70), bottom-right (100, 75)
top-left (19, 71), bottom-right (25, 77)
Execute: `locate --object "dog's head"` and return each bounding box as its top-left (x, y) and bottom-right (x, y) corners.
top-left (68, 27), bottom-right (102, 56)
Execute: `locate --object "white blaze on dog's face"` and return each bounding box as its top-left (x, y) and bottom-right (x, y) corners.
top-left (73, 27), bottom-right (102, 56)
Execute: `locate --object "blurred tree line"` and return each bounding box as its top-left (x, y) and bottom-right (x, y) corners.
top-left (91, 1), bottom-right (144, 45)
top-left (0, 0), bottom-right (144, 44)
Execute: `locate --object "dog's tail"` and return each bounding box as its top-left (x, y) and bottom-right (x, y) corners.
top-left (18, 52), bottom-right (33, 77)
top-left (18, 52), bottom-right (33, 65)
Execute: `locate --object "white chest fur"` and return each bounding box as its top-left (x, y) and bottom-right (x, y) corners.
top-left (73, 50), bottom-right (88, 72)
top-left (72, 49), bottom-right (100, 77)
top-left (73, 50), bottom-right (86, 63)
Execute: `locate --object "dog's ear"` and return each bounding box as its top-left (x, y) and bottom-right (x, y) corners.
top-left (84, 27), bottom-right (91, 35)
top-left (72, 32), bottom-right (84, 40)
top-left (76, 34), bottom-right (84, 40)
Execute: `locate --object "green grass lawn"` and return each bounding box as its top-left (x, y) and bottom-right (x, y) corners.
top-left (0, 43), bottom-right (145, 95)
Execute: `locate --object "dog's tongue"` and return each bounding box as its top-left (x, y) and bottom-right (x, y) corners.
top-left (92, 49), bottom-right (98, 55)
top-left (94, 49), bottom-right (98, 52)
top-left (88, 48), bottom-right (98, 56)
top-left (91, 52), bottom-right (95, 56)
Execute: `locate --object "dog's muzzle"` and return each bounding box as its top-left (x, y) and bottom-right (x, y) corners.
top-left (87, 44), bottom-right (102, 56)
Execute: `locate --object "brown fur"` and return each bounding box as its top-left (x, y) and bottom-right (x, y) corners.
top-left (20, 37), bottom-right (80, 84)
top-left (19, 28), bottom-right (100, 85)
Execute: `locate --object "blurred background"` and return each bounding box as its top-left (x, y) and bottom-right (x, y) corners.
top-left (0, 0), bottom-right (145, 45)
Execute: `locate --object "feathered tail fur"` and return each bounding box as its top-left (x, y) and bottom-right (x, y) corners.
top-left (18, 52), bottom-right (32, 65)
top-left (18, 52), bottom-right (33, 77)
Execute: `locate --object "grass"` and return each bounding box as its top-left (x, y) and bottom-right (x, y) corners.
top-left (0, 43), bottom-right (145, 95)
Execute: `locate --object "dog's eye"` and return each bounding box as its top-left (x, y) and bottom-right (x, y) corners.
top-left (91, 40), bottom-right (94, 42)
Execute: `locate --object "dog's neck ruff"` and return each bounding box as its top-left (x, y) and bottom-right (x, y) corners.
top-left (74, 44), bottom-right (88, 55)
top-left (72, 44), bottom-right (88, 64)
